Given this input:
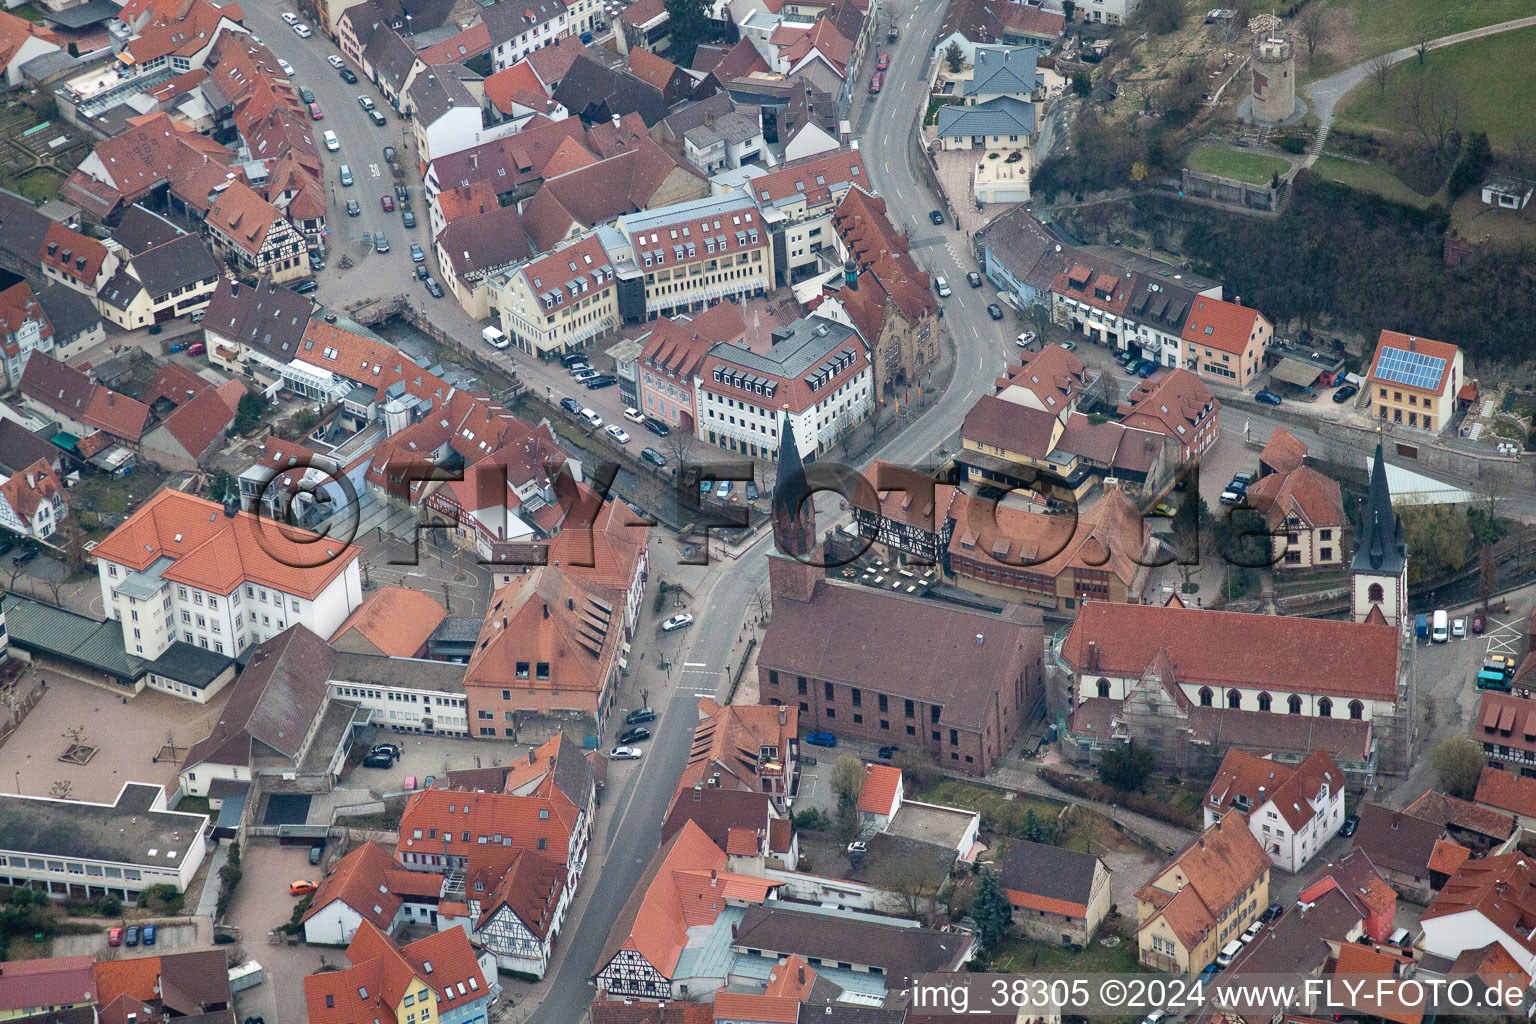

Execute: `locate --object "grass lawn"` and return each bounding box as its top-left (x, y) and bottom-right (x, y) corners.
top-left (1185, 146), bottom-right (1290, 186)
top-left (1310, 156), bottom-right (1436, 208)
top-left (991, 936), bottom-right (1140, 974)
top-left (925, 95), bottom-right (964, 127)
top-left (1320, 0), bottom-right (1533, 54)
top-left (915, 779), bottom-right (1063, 830)
top-left (4, 170), bottom-right (62, 205)
top-left (1336, 26), bottom-right (1536, 150)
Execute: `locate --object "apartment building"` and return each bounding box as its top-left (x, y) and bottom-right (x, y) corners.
top-left (486, 0), bottom-right (570, 71)
top-left (615, 190), bottom-right (774, 320)
top-left (696, 315), bottom-right (872, 459)
top-left (492, 232), bottom-right (619, 357)
top-left (93, 489), bottom-right (363, 660)
top-left (748, 148), bottom-right (868, 285)
top-left (204, 181), bottom-right (309, 285)
top-left (1137, 816), bottom-right (1271, 973)
top-left (1366, 330), bottom-right (1462, 433)
top-left (1204, 750), bottom-right (1347, 873)
top-left (1180, 296), bottom-right (1273, 388)
top-left (636, 301), bottom-right (746, 432)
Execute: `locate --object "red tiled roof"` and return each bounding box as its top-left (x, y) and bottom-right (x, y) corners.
top-left (398, 787), bottom-right (580, 868)
top-left (853, 461), bottom-right (956, 533)
top-left (640, 301), bottom-right (746, 379)
top-left (1180, 296), bottom-right (1268, 356)
top-left (93, 956), bottom-right (161, 1007)
top-left (92, 488), bottom-right (361, 600)
top-left (1136, 816), bottom-right (1270, 949)
top-left (0, 956), bottom-right (96, 1012)
top-left (0, 9), bottom-right (57, 75)
top-left (712, 994), bottom-right (800, 1024)
top-left (753, 148), bottom-right (868, 209)
top-left (1245, 465), bottom-right (1346, 532)
top-left (330, 585), bottom-right (447, 657)
top-left (948, 487), bottom-right (1146, 591)
top-left (676, 701), bottom-right (797, 797)
top-left (152, 387), bottom-right (235, 461)
top-left (40, 221), bottom-right (109, 287)
top-left (1368, 330), bottom-right (1460, 396)
top-left (627, 46), bottom-right (679, 91)
top-left (1476, 766), bottom-right (1536, 819)
top-left (0, 458), bottom-right (64, 527)
top-left (1205, 749), bottom-right (1342, 831)
top-left (832, 185), bottom-right (934, 323)
top-left (1427, 839), bottom-right (1471, 876)
top-left (300, 841), bottom-right (407, 932)
top-left (596, 821), bottom-right (779, 980)
top-left (418, 22), bottom-right (491, 65)
top-left (484, 60), bottom-right (547, 114)
top-left (856, 763), bottom-right (901, 815)
top-left (0, 281), bottom-right (52, 358)
top-left (1260, 427), bottom-right (1308, 474)
top-left (1062, 601), bottom-right (1402, 702)
top-left (83, 386), bottom-right (151, 442)
top-left (1117, 368), bottom-right (1219, 448)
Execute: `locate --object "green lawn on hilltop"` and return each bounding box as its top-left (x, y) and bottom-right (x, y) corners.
top-left (1320, 0), bottom-right (1535, 54)
top-left (1185, 146), bottom-right (1290, 186)
top-left (1309, 156), bottom-right (1436, 208)
top-left (1337, 25), bottom-right (1536, 150)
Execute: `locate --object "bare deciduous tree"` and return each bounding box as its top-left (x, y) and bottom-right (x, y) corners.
top-left (1366, 52), bottom-right (1394, 96)
top-left (1297, 4), bottom-right (1327, 57)
top-left (1415, 32), bottom-right (1430, 64)
top-left (1400, 72), bottom-right (1464, 153)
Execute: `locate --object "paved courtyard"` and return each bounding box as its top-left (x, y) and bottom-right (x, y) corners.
top-left (226, 840), bottom-right (335, 1024)
top-left (3, 669), bottom-right (230, 802)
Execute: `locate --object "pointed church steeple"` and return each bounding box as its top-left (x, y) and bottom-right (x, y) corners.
top-left (1351, 442), bottom-right (1406, 576)
top-left (1350, 440), bottom-right (1409, 628)
top-left (772, 413), bottom-right (814, 559)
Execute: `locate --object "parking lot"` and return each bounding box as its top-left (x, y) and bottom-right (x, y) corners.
top-left (225, 840), bottom-right (333, 1024)
top-left (5, 671), bottom-right (231, 802)
top-left (52, 922), bottom-right (202, 957)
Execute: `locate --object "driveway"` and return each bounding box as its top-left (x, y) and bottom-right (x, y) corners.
top-left (52, 922), bottom-right (201, 957)
top-left (1301, 15), bottom-right (1536, 162)
top-left (225, 840), bottom-right (333, 1024)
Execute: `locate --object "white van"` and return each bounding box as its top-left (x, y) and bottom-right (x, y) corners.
top-left (323, 130), bottom-right (339, 151)
top-left (482, 326), bottom-right (508, 349)
top-left (1215, 939), bottom-right (1244, 968)
top-left (1431, 609), bottom-right (1449, 643)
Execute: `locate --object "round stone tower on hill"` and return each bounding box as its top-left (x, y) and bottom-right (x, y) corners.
top-left (1250, 34), bottom-right (1296, 123)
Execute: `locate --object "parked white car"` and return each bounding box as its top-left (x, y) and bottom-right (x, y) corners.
top-left (281, 11), bottom-right (299, 24)
top-left (293, 23), bottom-right (312, 37)
top-left (323, 130), bottom-right (339, 151)
top-left (581, 408), bottom-right (602, 428)
top-left (327, 54), bottom-right (345, 69)
top-left (661, 612), bottom-right (695, 632)
top-left (610, 746), bottom-right (643, 760)
top-left (605, 424), bottom-right (630, 444)
top-left (277, 58), bottom-right (295, 76)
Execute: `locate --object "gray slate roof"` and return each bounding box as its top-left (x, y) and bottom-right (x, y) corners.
top-left (963, 45), bottom-right (1041, 98)
top-left (365, 25), bottom-right (420, 93)
top-left (484, 0), bottom-right (568, 41)
top-left (999, 838), bottom-right (1101, 907)
top-left (407, 64), bottom-right (478, 127)
top-left (133, 233), bottom-right (220, 300)
top-left (185, 625), bottom-right (339, 770)
top-left (201, 277), bottom-right (312, 363)
top-left (935, 95), bottom-right (1035, 138)
top-left (709, 314), bottom-right (859, 380)
top-left (113, 204), bottom-right (186, 256)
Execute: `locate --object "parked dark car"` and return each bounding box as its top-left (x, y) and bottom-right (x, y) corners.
top-left (309, 845), bottom-right (324, 865)
top-left (878, 745), bottom-right (900, 760)
top-left (383, 145), bottom-right (397, 163)
top-left (1332, 384), bottom-right (1358, 403)
top-left (1255, 389), bottom-right (1283, 405)
top-left (339, 67), bottom-right (357, 83)
top-left (142, 924), bottom-right (156, 947)
top-left (424, 277), bottom-right (443, 298)
top-left (641, 447), bottom-right (666, 467)
top-left (967, 271), bottom-right (982, 287)
top-left (415, 264), bottom-right (429, 280)
top-left (986, 303), bottom-right (1003, 320)
top-left (745, 481), bottom-right (759, 500)
top-left (583, 374), bottom-right (616, 389)
top-left (125, 926), bottom-right (141, 947)
top-left (617, 726), bottom-right (651, 744)
top-left (346, 199), bottom-right (360, 216)
top-left (928, 210), bottom-right (945, 225)
top-left (561, 352), bottom-right (589, 367)
top-left (372, 743), bottom-right (401, 760)
top-left (402, 209), bottom-right (416, 228)
top-left (804, 732), bottom-right (837, 747)
top-left (1260, 902), bottom-right (1284, 924)
top-left (1137, 361), bottom-right (1158, 378)
top-left (626, 707), bottom-right (656, 725)
top-left (560, 397), bottom-right (582, 414)
top-left (12, 547), bottom-right (36, 566)
top-left (298, 87), bottom-right (315, 104)
top-left (643, 416), bottom-right (671, 437)
top-left (1340, 813), bottom-right (1360, 837)
top-left (395, 184), bottom-right (410, 206)
top-left (1473, 613), bottom-right (1486, 634)
top-left (362, 751), bottom-right (393, 768)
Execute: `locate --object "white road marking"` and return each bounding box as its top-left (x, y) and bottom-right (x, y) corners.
top-left (683, 661), bottom-right (707, 668)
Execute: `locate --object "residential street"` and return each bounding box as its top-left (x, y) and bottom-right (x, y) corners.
top-left (519, 8), bottom-right (1021, 1021)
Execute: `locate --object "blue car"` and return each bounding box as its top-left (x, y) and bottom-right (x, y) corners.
top-left (1199, 963), bottom-right (1220, 979)
top-left (560, 397), bottom-right (581, 415)
top-left (804, 732), bottom-right (837, 747)
top-left (700, 478), bottom-right (712, 495)
top-left (1256, 389), bottom-right (1283, 405)
top-left (1137, 361), bottom-right (1157, 378)
top-left (141, 924), bottom-right (157, 946)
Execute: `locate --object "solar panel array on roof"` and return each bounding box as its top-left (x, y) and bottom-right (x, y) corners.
top-left (1375, 347), bottom-right (1446, 390)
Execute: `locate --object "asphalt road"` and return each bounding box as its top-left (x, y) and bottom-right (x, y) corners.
top-left (520, 6), bottom-right (1014, 1023)
top-left (242, 5), bottom-right (438, 296)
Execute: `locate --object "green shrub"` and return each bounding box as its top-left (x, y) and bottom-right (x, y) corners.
top-left (1277, 135), bottom-right (1307, 155)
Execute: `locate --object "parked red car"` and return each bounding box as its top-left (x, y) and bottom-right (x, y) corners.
top-left (381, 195), bottom-right (395, 212)
top-left (308, 102), bottom-right (323, 120)
top-left (877, 53), bottom-right (890, 69)
top-left (868, 72), bottom-right (883, 94)
top-left (187, 342), bottom-right (206, 356)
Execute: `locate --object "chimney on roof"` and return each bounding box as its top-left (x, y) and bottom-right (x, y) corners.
top-left (693, 782), bottom-right (702, 800)
top-left (779, 706), bottom-right (787, 727)
top-left (529, 748), bottom-right (537, 764)
top-left (799, 965), bottom-right (805, 984)
top-left (1259, 785), bottom-right (1265, 803)
top-left (542, 603), bottom-right (548, 619)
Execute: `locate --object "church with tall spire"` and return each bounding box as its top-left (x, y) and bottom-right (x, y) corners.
top-left (767, 414), bottom-right (822, 604)
top-left (1350, 441), bottom-right (1408, 628)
